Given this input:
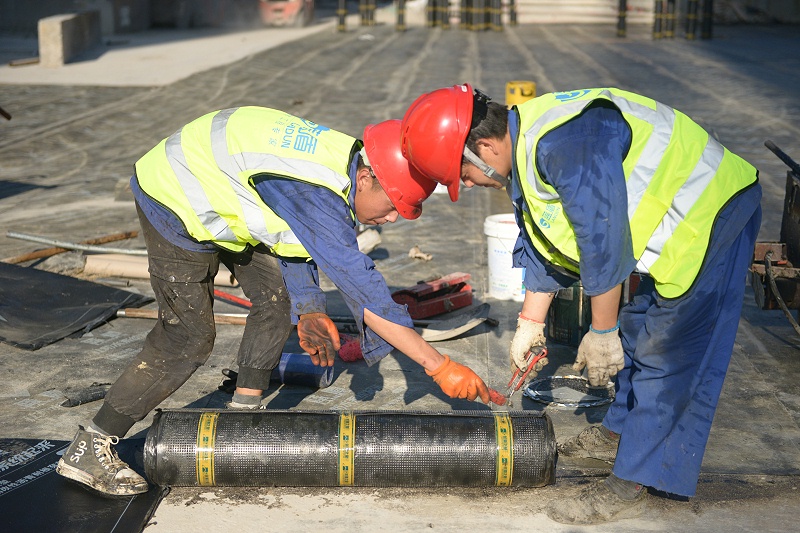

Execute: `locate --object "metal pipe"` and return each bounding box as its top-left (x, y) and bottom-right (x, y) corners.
top-left (337, 0), bottom-right (347, 32)
top-left (701, 0), bottom-right (713, 39)
top-left (144, 409), bottom-right (556, 488)
top-left (686, 0), bottom-right (699, 40)
top-left (397, 0), bottom-right (407, 31)
top-left (490, 0), bottom-right (502, 31)
top-left (653, 0), bottom-right (663, 39)
top-left (665, 0), bottom-right (675, 38)
top-left (6, 231), bottom-right (147, 256)
top-left (2, 230), bottom-right (138, 264)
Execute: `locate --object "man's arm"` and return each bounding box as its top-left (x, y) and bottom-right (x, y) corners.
top-left (536, 103), bottom-right (633, 384)
top-left (254, 176), bottom-right (490, 402)
top-left (536, 103), bottom-right (636, 320)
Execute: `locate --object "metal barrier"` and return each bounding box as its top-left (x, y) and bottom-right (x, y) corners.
top-left (426, 0), bottom-right (453, 29)
top-left (653, 0), bottom-right (713, 40)
top-left (361, 0), bottom-right (377, 26)
top-left (617, 0), bottom-right (627, 37)
top-left (461, 0), bottom-right (499, 31)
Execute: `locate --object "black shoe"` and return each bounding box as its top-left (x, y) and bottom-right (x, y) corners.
top-left (56, 426), bottom-right (148, 496)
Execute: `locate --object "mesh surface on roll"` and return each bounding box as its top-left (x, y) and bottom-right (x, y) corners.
top-left (144, 409), bottom-right (556, 488)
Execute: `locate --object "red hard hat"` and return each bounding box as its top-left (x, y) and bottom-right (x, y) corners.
top-left (362, 119), bottom-right (437, 220)
top-left (400, 83), bottom-right (474, 202)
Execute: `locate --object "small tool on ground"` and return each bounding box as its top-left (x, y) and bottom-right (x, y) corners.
top-left (504, 346), bottom-right (548, 407)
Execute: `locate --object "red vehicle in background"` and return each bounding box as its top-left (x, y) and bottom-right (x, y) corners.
top-left (259, 0), bottom-right (315, 27)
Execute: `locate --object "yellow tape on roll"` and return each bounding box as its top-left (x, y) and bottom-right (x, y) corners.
top-left (338, 412), bottom-right (355, 486)
top-left (196, 412), bottom-right (219, 486)
top-left (494, 412), bottom-right (514, 486)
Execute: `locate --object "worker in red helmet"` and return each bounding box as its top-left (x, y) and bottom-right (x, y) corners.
top-left (401, 85), bottom-right (762, 524)
top-left (56, 109), bottom-right (491, 497)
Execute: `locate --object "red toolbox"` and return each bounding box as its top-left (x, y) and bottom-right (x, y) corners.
top-left (391, 272), bottom-right (473, 320)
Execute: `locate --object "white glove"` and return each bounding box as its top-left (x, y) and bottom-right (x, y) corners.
top-left (509, 315), bottom-right (549, 373)
top-left (573, 325), bottom-right (624, 387)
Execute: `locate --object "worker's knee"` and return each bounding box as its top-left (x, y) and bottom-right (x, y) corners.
top-left (248, 285), bottom-right (292, 325)
top-left (188, 329), bottom-right (216, 364)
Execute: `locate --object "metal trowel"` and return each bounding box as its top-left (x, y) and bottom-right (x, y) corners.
top-left (416, 302), bottom-right (492, 341)
top-left (329, 303), bottom-right (494, 342)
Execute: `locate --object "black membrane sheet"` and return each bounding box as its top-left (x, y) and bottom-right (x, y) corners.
top-left (0, 438), bottom-right (167, 533)
top-left (0, 262), bottom-right (152, 350)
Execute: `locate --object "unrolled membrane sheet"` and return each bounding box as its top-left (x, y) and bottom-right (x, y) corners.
top-left (144, 409), bottom-right (556, 488)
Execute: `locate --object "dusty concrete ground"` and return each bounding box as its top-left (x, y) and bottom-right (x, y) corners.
top-left (1, 8), bottom-right (799, 532)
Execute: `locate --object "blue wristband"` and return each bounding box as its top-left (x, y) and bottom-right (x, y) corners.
top-left (590, 321), bottom-right (620, 334)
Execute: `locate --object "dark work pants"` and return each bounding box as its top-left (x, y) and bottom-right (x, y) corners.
top-left (607, 192), bottom-right (762, 497)
top-left (93, 204), bottom-right (292, 437)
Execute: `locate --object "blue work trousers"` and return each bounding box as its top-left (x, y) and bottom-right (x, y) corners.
top-left (605, 193), bottom-right (761, 497)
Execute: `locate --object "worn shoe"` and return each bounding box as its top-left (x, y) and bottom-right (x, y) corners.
top-left (56, 426), bottom-right (149, 496)
top-left (546, 478), bottom-right (647, 524)
top-left (225, 400), bottom-right (265, 409)
top-left (558, 425), bottom-right (619, 463)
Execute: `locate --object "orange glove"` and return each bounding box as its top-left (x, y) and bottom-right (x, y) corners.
top-left (297, 313), bottom-right (341, 367)
top-left (426, 355), bottom-right (490, 403)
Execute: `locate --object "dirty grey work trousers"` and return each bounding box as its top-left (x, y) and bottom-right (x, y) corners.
top-left (93, 204), bottom-right (292, 437)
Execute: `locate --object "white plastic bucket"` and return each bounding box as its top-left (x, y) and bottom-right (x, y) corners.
top-left (484, 213), bottom-right (525, 301)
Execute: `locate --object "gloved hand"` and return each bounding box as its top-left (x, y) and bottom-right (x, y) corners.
top-left (297, 312), bottom-right (341, 367)
top-left (509, 314), bottom-right (549, 375)
top-left (573, 325), bottom-right (624, 386)
top-left (426, 355), bottom-right (490, 403)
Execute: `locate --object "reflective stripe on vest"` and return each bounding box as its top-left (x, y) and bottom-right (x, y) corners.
top-left (135, 107), bottom-right (357, 256)
top-left (515, 88), bottom-right (757, 298)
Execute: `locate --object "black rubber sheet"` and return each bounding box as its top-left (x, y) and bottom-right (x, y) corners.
top-left (0, 437), bottom-right (167, 533)
top-left (0, 262), bottom-right (152, 350)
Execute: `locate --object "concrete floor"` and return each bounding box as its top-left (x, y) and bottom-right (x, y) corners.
top-left (1, 9), bottom-right (799, 532)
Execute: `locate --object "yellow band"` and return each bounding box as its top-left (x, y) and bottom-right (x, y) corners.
top-left (196, 412), bottom-right (219, 487)
top-left (494, 413), bottom-right (514, 486)
top-left (338, 412), bottom-right (355, 486)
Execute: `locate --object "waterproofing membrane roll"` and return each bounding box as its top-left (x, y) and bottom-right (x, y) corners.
top-left (144, 409), bottom-right (556, 488)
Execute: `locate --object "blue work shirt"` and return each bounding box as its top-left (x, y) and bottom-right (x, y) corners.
top-left (508, 103), bottom-right (637, 296)
top-left (130, 155), bottom-right (413, 365)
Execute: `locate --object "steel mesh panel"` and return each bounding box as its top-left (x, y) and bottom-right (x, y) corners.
top-left (144, 409), bottom-right (555, 488)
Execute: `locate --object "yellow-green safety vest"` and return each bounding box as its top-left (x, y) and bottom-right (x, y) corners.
top-left (514, 88), bottom-right (758, 298)
top-left (135, 107), bottom-right (359, 256)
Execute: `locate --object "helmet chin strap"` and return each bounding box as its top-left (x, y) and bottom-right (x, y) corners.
top-left (462, 146), bottom-right (509, 188)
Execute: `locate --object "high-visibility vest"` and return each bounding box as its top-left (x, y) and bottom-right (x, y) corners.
top-left (514, 88), bottom-right (758, 298)
top-left (135, 107), bottom-right (359, 256)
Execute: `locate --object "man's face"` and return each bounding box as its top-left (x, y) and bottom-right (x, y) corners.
top-left (460, 139), bottom-right (509, 190)
top-left (461, 161), bottom-right (505, 190)
top-left (353, 169), bottom-right (400, 225)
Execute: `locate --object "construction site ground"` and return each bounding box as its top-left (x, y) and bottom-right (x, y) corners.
top-left (1, 7), bottom-right (799, 532)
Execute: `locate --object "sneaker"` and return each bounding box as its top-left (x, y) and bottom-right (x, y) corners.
top-left (225, 400), bottom-right (265, 409)
top-left (546, 478), bottom-right (646, 524)
top-left (56, 426), bottom-right (149, 496)
top-left (558, 425), bottom-right (619, 463)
